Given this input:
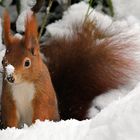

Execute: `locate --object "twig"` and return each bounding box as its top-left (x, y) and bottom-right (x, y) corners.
top-left (39, 0), bottom-right (53, 40)
top-left (84, 0), bottom-right (94, 23)
top-left (108, 0), bottom-right (114, 17)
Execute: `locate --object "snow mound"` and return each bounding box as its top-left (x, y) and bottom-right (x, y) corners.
top-left (0, 120), bottom-right (91, 140)
top-left (85, 82), bottom-right (140, 140)
top-left (1, 82), bottom-right (140, 140)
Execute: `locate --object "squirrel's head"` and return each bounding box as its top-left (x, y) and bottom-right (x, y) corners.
top-left (2, 11), bottom-right (42, 84)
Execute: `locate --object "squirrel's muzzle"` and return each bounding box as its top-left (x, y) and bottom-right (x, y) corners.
top-left (7, 75), bottom-right (15, 83)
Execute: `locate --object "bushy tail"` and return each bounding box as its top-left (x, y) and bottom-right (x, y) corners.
top-left (41, 19), bottom-right (140, 119)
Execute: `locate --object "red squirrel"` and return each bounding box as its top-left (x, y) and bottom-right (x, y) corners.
top-left (2, 11), bottom-right (140, 128)
top-left (1, 12), bottom-right (59, 128)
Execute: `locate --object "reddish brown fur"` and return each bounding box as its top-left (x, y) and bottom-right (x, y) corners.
top-left (32, 65), bottom-right (59, 122)
top-left (24, 12), bottom-right (39, 53)
top-left (1, 11), bottom-right (59, 128)
top-left (1, 81), bottom-right (18, 127)
top-left (41, 21), bottom-right (134, 120)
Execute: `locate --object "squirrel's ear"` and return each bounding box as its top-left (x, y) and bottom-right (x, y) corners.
top-left (24, 11), bottom-right (39, 55)
top-left (3, 10), bottom-right (14, 47)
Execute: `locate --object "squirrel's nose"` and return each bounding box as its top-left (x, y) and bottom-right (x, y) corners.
top-left (7, 76), bottom-right (15, 83)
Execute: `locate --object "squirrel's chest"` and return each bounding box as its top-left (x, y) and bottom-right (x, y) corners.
top-left (11, 82), bottom-right (35, 126)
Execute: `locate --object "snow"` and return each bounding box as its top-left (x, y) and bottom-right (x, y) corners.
top-left (0, 19), bottom-right (5, 104)
top-left (16, 0), bottom-right (36, 32)
top-left (16, 10), bottom-right (33, 33)
top-left (112, 0), bottom-right (140, 20)
top-left (0, 119), bottom-right (91, 140)
top-left (20, 0), bottom-right (36, 13)
top-left (87, 87), bottom-right (129, 117)
top-left (14, 33), bottom-right (23, 39)
top-left (5, 64), bottom-right (15, 76)
top-left (46, 2), bottom-right (97, 37)
top-left (1, 83), bottom-right (140, 139)
top-left (85, 82), bottom-right (140, 140)
top-left (46, 2), bottom-right (139, 38)
top-left (0, 49), bottom-right (5, 109)
top-left (1, 1), bottom-right (140, 139)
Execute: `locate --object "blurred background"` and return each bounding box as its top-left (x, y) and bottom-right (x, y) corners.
top-left (0, 0), bottom-right (114, 40)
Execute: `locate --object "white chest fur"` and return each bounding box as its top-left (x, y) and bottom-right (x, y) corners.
top-left (11, 82), bottom-right (35, 126)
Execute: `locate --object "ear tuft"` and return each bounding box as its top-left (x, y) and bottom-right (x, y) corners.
top-left (24, 11), bottom-right (39, 51)
top-left (3, 10), bottom-right (12, 46)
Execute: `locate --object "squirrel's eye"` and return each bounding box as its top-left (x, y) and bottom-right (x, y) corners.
top-left (23, 58), bottom-right (31, 68)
